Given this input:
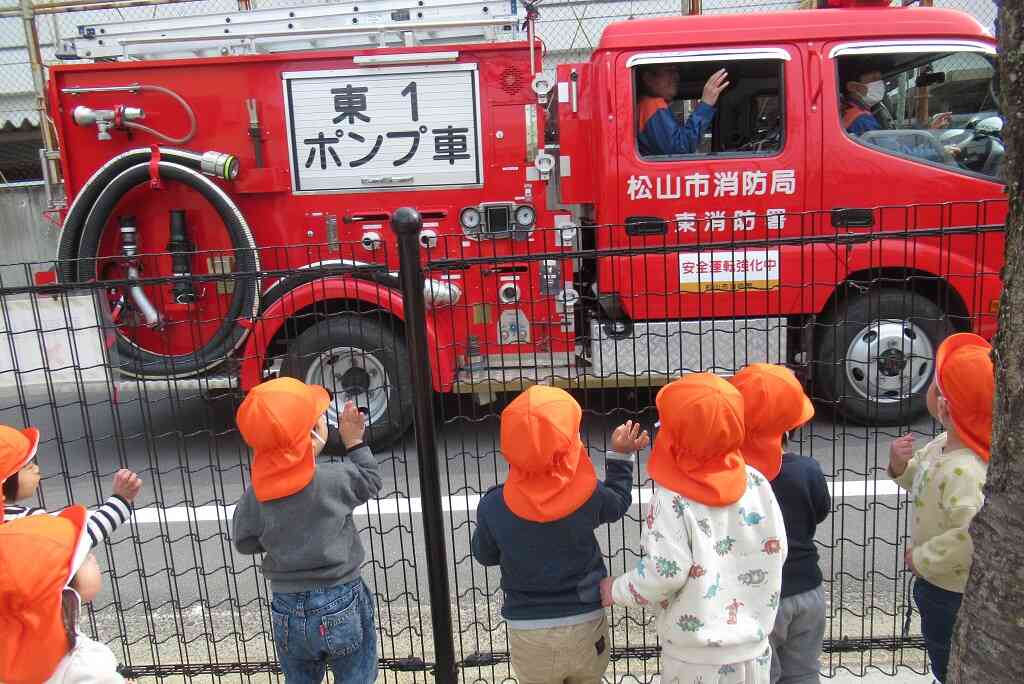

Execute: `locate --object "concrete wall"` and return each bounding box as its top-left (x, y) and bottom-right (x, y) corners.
top-left (0, 293), bottom-right (110, 387)
top-left (0, 181), bottom-right (60, 287)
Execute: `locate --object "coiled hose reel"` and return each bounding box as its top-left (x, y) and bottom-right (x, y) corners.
top-left (57, 148), bottom-right (260, 378)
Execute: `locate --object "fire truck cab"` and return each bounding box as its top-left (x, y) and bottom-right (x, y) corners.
top-left (46, 0), bottom-right (1005, 447)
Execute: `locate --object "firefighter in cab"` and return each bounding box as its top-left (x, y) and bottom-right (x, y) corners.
top-left (636, 65), bottom-right (730, 156)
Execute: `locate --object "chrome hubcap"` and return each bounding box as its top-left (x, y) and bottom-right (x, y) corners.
top-left (304, 346), bottom-right (391, 425)
top-left (844, 320), bottom-right (935, 404)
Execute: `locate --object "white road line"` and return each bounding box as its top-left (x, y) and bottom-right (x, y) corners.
top-left (129, 479), bottom-right (903, 525)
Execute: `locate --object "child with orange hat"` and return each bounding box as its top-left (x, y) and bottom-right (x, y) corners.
top-left (231, 377), bottom-right (382, 683)
top-left (0, 505), bottom-right (136, 683)
top-left (600, 373), bottom-right (787, 684)
top-left (730, 364), bottom-right (828, 684)
top-left (1, 423), bottom-right (143, 546)
top-left (471, 385), bottom-right (649, 684)
top-left (887, 333), bottom-right (993, 683)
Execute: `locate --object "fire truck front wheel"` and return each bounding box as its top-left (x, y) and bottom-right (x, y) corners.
top-left (815, 289), bottom-right (952, 426)
top-left (280, 315), bottom-right (413, 451)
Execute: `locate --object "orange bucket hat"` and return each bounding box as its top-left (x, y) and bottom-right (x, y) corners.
top-left (729, 364), bottom-right (815, 480)
top-left (0, 425), bottom-right (41, 523)
top-left (935, 333), bottom-right (994, 462)
top-left (0, 504), bottom-right (91, 684)
top-left (648, 373), bottom-right (747, 506)
top-left (500, 386), bottom-right (597, 522)
top-left (236, 377), bottom-right (331, 502)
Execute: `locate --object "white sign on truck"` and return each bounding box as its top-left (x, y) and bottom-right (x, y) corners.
top-left (284, 63), bottom-right (483, 192)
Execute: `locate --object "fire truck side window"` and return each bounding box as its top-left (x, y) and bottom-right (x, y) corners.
top-left (836, 51), bottom-right (1004, 180)
top-left (634, 59), bottom-right (784, 160)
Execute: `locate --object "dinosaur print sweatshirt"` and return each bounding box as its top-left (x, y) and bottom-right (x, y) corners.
top-left (612, 467), bottom-right (787, 665)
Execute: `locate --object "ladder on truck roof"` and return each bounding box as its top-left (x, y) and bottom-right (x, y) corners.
top-left (59, 0), bottom-right (523, 60)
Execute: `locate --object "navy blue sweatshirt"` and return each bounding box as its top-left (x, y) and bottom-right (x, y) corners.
top-left (471, 454), bottom-right (634, 623)
top-left (771, 452), bottom-right (831, 598)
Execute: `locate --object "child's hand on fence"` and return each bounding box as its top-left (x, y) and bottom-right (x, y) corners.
top-left (600, 577), bottom-right (615, 607)
top-left (339, 401), bottom-right (367, 449)
top-left (904, 548), bottom-right (918, 576)
top-left (888, 435), bottom-right (916, 478)
top-left (112, 469), bottom-right (143, 503)
top-left (611, 420), bottom-right (650, 454)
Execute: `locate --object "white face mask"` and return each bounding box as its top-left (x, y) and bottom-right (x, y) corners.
top-left (861, 80), bottom-right (886, 107)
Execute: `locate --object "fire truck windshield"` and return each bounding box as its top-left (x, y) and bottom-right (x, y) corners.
top-left (837, 50), bottom-right (1003, 181)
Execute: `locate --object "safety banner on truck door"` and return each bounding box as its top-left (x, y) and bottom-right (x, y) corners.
top-left (283, 63), bottom-right (483, 193)
top-left (678, 249), bottom-right (780, 293)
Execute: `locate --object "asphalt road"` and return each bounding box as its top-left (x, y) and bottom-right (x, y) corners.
top-left (0, 383), bottom-right (938, 683)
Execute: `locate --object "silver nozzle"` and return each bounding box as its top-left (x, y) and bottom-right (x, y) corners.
top-left (121, 106), bottom-right (145, 122)
top-left (423, 279), bottom-right (462, 309)
top-left (201, 151), bottom-right (240, 181)
top-left (72, 105), bottom-right (144, 141)
top-left (418, 229), bottom-right (439, 249)
top-left (361, 232), bottom-right (383, 252)
top-left (73, 105), bottom-right (108, 127)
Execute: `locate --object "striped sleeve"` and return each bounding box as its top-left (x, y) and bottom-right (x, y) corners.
top-left (3, 505), bottom-right (47, 521)
top-left (86, 495), bottom-right (132, 548)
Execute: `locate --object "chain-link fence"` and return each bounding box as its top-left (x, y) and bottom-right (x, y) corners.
top-left (0, 0), bottom-right (39, 183)
top-left (0, 205), bottom-right (1005, 681)
top-left (0, 0), bottom-right (1003, 183)
top-left (0, 0), bottom-right (242, 183)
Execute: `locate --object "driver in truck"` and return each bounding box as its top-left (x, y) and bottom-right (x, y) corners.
top-left (839, 63), bottom-right (950, 133)
top-left (637, 65), bottom-right (730, 156)
top-left (841, 61), bottom-right (954, 164)
top-left (842, 65), bottom-right (951, 135)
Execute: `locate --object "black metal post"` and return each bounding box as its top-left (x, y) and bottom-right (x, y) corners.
top-left (392, 207), bottom-right (459, 684)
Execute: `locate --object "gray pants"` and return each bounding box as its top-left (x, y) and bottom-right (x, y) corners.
top-left (769, 585), bottom-right (826, 684)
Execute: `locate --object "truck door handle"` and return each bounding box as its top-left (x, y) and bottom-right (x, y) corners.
top-left (625, 216), bottom-right (667, 236)
top-left (831, 208), bottom-right (874, 228)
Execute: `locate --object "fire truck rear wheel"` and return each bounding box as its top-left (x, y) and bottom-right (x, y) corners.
top-left (280, 316), bottom-right (413, 451)
top-left (815, 289), bottom-right (952, 426)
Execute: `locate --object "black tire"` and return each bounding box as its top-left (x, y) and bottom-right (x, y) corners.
top-left (815, 289), bottom-right (953, 426)
top-left (280, 315), bottom-right (414, 451)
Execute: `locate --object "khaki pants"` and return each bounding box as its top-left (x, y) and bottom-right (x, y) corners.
top-left (507, 613), bottom-right (610, 684)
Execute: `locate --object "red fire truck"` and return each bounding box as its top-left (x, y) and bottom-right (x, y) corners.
top-left (43, 0), bottom-right (1006, 446)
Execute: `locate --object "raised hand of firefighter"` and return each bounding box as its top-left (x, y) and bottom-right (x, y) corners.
top-left (888, 434), bottom-right (916, 478)
top-left (611, 420), bottom-right (650, 454)
top-left (928, 111), bottom-right (952, 129)
top-left (701, 69), bottom-right (730, 107)
top-left (112, 469), bottom-right (143, 503)
top-left (600, 576), bottom-right (615, 607)
top-left (339, 401), bottom-right (367, 450)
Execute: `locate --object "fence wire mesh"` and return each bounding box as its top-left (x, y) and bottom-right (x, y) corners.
top-left (0, 0), bottom-right (1007, 679)
top-left (0, 0), bottom-right (1004, 182)
top-left (0, 202), bottom-right (1005, 681)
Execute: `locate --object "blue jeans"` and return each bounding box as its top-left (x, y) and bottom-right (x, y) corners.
top-left (913, 578), bottom-right (962, 683)
top-left (271, 578), bottom-right (378, 684)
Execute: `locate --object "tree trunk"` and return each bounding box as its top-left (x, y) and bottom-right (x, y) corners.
top-left (947, 2), bottom-right (1024, 682)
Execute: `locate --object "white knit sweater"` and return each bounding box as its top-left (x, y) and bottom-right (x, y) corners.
top-left (44, 633), bottom-right (126, 684)
top-left (612, 466), bottom-right (788, 664)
